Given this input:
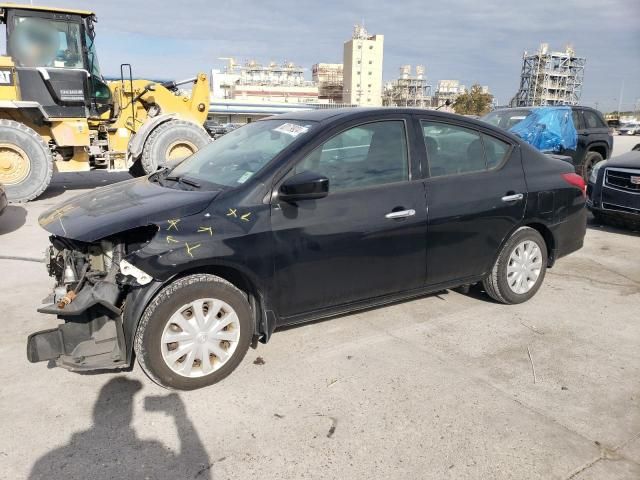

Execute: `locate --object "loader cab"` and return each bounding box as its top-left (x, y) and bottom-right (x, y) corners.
top-left (0, 5), bottom-right (112, 117)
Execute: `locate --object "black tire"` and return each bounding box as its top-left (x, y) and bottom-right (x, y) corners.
top-left (482, 227), bottom-right (548, 305)
top-left (139, 120), bottom-right (211, 174)
top-left (632, 143), bottom-right (640, 152)
top-left (582, 151), bottom-right (603, 182)
top-left (591, 211), bottom-right (607, 225)
top-left (0, 119), bottom-right (53, 202)
top-left (128, 159), bottom-right (146, 178)
top-left (134, 274), bottom-right (253, 390)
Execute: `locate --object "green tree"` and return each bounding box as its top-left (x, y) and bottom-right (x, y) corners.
top-left (453, 84), bottom-right (494, 116)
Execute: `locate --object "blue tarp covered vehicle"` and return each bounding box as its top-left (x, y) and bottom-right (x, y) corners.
top-left (509, 106), bottom-right (578, 153)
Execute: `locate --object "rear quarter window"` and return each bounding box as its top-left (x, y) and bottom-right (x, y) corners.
top-left (583, 111), bottom-right (606, 129)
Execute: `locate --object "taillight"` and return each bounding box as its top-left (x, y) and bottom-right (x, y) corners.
top-left (562, 172), bottom-right (586, 196)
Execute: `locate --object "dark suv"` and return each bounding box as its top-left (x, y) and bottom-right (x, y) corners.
top-left (29, 108), bottom-right (587, 390)
top-left (481, 106), bottom-right (613, 181)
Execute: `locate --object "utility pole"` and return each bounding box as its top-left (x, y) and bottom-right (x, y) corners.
top-left (617, 79), bottom-right (624, 114)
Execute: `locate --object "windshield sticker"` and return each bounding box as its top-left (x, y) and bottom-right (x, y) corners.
top-left (274, 123), bottom-right (309, 137)
top-left (237, 171), bottom-right (253, 184)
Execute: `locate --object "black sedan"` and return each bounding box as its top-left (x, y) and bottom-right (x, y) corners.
top-left (587, 151), bottom-right (640, 230)
top-left (29, 108), bottom-right (587, 390)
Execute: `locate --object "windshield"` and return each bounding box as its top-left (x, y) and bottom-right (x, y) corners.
top-left (481, 109), bottom-right (532, 130)
top-left (169, 119), bottom-right (316, 187)
top-left (10, 16), bottom-right (83, 68)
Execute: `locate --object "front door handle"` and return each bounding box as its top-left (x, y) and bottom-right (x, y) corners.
top-left (501, 193), bottom-right (524, 202)
top-left (385, 209), bottom-right (416, 219)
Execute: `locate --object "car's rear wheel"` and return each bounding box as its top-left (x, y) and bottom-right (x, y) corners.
top-left (582, 151), bottom-right (603, 182)
top-left (134, 274), bottom-right (253, 390)
top-left (482, 227), bottom-right (547, 304)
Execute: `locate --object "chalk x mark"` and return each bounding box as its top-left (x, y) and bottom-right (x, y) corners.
top-left (167, 219), bottom-right (180, 231)
top-left (185, 242), bottom-right (201, 257)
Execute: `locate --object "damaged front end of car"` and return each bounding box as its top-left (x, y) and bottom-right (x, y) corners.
top-left (27, 226), bottom-right (157, 371)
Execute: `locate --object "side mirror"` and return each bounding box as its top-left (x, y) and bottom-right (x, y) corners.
top-left (146, 83), bottom-right (156, 92)
top-left (279, 172), bottom-right (329, 202)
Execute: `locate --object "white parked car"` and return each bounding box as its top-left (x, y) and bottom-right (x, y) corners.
top-left (619, 123), bottom-right (640, 135)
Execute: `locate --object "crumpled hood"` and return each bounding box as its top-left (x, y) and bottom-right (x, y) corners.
top-left (39, 176), bottom-right (219, 242)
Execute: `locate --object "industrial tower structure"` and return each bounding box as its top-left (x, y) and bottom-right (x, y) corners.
top-left (511, 44), bottom-right (585, 107)
top-left (383, 65), bottom-right (431, 107)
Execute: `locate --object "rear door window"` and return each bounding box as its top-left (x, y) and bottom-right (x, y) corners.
top-left (482, 134), bottom-right (511, 169)
top-left (421, 121), bottom-right (510, 177)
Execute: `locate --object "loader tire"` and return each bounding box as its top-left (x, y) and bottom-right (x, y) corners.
top-left (140, 120), bottom-right (211, 174)
top-left (0, 119), bottom-right (53, 203)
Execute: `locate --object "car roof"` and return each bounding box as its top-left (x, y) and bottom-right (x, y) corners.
top-left (273, 107), bottom-right (494, 125)
top-left (267, 107), bottom-right (524, 144)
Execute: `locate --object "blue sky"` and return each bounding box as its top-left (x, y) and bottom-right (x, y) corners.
top-left (32, 0), bottom-right (640, 111)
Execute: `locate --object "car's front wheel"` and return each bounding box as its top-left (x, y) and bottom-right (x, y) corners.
top-left (134, 274), bottom-right (253, 390)
top-left (482, 227), bottom-right (548, 304)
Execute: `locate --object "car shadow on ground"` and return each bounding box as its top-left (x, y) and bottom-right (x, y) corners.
top-left (27, 377), bottom-right (214, 480)
top-left (37, 171), bottom-right (134, 202)
top-left (0, 205), bottom-right (27, 235)
top-left (586, 214), bottom-right (640, 237)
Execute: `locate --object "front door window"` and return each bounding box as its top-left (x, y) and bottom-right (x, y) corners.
top-left (295, 120), bottom-right (409, 191)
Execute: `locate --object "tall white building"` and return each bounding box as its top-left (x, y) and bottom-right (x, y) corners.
top-left (342, 25), bottom-right (384, 106)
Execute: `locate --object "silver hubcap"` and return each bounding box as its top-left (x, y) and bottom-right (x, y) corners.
top-left (160, 298), bottom-right (240, 378)
top-left (507, 240), bottom-right (543, 295)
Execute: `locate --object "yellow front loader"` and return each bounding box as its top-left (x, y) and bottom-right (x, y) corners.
top-left (0, 4), bottom-right (211, 202)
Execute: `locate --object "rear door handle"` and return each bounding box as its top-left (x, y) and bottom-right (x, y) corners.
top-left (385, 209), bottom-right (416, 219)
top-left (501, 193), bottom-right (524, 202)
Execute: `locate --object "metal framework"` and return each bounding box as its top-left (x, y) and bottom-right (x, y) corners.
top-left (383, 65), bottom-right (432, 108)
top-left (511, 44), bottom-right (585, 107)
top-left (312, 64), bottom-right (344, 103)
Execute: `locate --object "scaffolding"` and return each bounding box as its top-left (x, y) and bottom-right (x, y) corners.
top-left (511, 43), bottom-right (585, 107)
top-left (383, 65), bottom-right (432, 107)
top-left (312, 63), bottom-right (344, 103)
